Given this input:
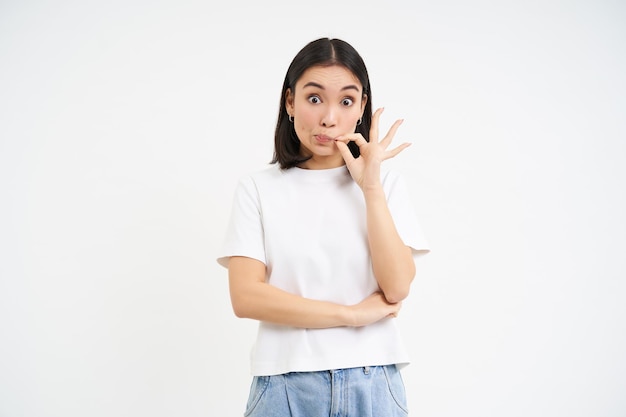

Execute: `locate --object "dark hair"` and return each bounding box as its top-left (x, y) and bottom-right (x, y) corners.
top-left (270, 38), bottom-right (373, 169)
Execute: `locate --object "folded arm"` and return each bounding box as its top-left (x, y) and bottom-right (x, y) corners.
top-left (228, 256), bottom-right (401, 328)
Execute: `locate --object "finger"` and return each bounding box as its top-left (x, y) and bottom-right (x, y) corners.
top-left (369, 107), bottom-right (384, 143)
top-left (335, 133), bottom-right (368, 148)
top-left (380, 118), bottom-right (404, 149)
top-left (389, 303), bottom-right (401, 317)
top-left (383, 142), bottom-right (412, 160)
top-left (334, 139), bottom-right (356, 163)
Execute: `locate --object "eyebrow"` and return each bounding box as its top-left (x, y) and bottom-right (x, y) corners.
top-left (302, 81), bottom-right (361, 93)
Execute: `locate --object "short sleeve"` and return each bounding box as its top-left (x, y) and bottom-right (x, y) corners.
top-left (383, 170), bottom-right (430, 258)
top-left (216, 176), bottom-right (266, 268)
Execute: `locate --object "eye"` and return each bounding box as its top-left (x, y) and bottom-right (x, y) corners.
top-left (341, 98), bottom-right (354, 106)
top-left (308, 95), bottom-right (321, 104)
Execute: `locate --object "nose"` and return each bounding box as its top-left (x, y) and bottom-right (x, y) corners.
top-left (321, 105), bottom-right (337, 128)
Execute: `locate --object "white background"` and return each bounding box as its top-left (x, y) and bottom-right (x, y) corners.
top-left (1, 1), bottom-right (625, 416)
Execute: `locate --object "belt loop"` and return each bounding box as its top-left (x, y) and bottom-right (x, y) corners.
top-left (363, 366), bottom-right (370, 375)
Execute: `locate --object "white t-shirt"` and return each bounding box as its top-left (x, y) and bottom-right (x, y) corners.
top-left (218, 164), bottom-right (430, 376)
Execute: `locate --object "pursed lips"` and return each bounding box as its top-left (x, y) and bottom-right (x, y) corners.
top-left (315, 134), bottom-right (335, 142)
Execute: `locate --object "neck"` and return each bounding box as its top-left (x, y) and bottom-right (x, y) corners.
top-left (299, 155), bottom-right (345, 170)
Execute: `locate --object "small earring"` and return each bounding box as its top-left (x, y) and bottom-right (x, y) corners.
top-left (356, 117), bottom-right (362, 126)
top-left (288, 115), bottom-right (294, 123)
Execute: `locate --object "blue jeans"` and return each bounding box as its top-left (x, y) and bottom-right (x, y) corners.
top-left (244, 365), bottom-right (408, 416)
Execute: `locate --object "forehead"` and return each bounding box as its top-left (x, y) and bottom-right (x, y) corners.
top-left (295, 65), bottom-right (362, 91)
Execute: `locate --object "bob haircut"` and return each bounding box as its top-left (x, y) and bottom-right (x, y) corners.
top-left (271, 38), bottom-right (373, 169)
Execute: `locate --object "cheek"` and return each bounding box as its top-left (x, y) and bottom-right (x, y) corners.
top-left (343, 112), bottom-right (360, 128)
top-left (293, 116), bottom-right (311, 141)
top-left (295, 109), bottom-right (317, 128)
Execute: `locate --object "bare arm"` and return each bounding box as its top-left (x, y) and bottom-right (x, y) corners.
top-left (363, 186), bottom-right (415, 303)
top-left (228, 256), bottom-right (401, 328)
top-left (335, 108), bottom-right (417, 303)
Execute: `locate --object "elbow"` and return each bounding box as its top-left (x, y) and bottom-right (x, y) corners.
top-left (231, 303), bottom-right (253, 320)
top-left (229, 279), bottom-right (266, 320)
top-left (383, 287), bottom-right (410, 304)
top-left (230, 295), bottom-right (253, 319)
top-left (231, 303), bottom-right (246, 319)
top-left (376, 254), bottom-right (416, 304)
top-left (381, 269), bottom-right (415, 304)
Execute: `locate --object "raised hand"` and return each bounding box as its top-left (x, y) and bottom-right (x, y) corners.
top-left (334, 107), bottom-right (411, 191)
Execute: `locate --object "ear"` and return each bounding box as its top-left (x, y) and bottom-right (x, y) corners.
top-left (285, 88), bottom-right (294, 115)
top-left (360, 94), bottom-right (368, 115)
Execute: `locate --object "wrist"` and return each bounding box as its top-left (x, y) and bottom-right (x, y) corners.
top-left (361, 183), bottom-right (385, 198)
top-left (339, 305), bottom-right (356, 327)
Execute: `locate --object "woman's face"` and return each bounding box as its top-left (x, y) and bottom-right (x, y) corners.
top-left (286, 65), bottom-right (367, 169)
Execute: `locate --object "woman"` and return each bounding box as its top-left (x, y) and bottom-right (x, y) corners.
top-left (218, 37), bottom-right (430, 416)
